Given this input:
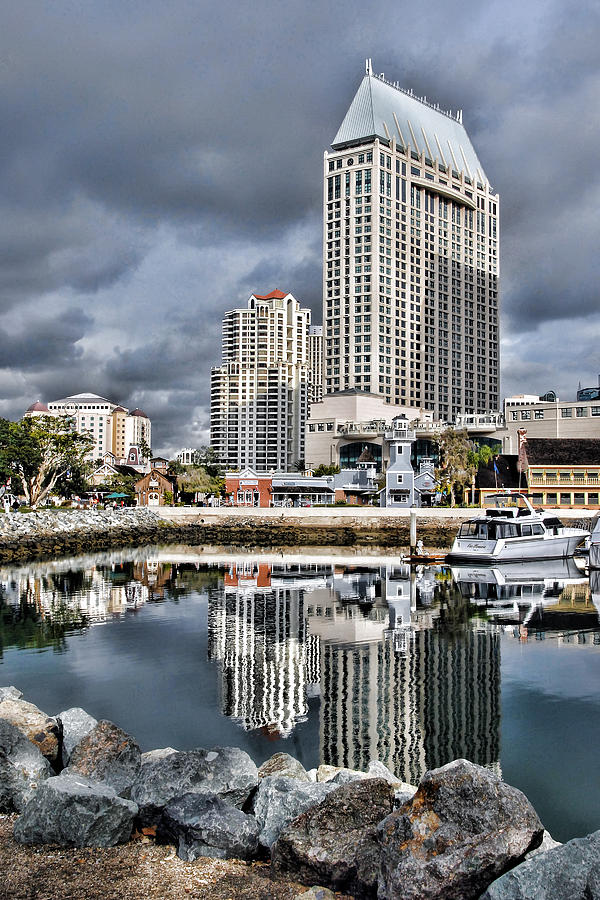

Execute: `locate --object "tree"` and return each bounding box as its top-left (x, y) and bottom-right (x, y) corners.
top-left (138, 437), bottom-right (152, 463)
top-left (194, 446), bottom-right (223, 478)
top-left (435, 429), bottom-right (477, 507)
top-left (467, 443), bottom-right (494, 505)
top-left (107, 471), bottom-right (138, 503)
top-left (0, 416), bottom-right (95, 508)
top-left (177, 466), bottom-right (223, 500)
top-left (167, 459), bottom-right (186, 477)
top-left (312, 464), bottom-right (340, 477)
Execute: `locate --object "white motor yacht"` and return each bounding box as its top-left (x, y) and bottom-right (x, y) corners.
top-left (447, 492), bottom-right (589, 563)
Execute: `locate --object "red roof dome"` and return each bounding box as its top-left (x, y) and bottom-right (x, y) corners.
top-left (113, 406), bottom-right (126, 413)
top-left (26, 401), bottom-right (49, 412)
top-left (130, 408), bottom-right (148, 418)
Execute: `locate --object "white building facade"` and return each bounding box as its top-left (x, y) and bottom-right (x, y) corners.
top-left (210, 290), bottom-right (311, 471)
top-left (323, 60), bottom-right (499, 420)
top-left (26, 392), bottom-right (151, 462)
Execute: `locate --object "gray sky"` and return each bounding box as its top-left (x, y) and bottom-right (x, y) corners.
top-left (1, 0), bottom-right (598, 455)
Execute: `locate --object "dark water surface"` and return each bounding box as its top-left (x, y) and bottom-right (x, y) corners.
top-left (1, 546), bottom-right (599, 843)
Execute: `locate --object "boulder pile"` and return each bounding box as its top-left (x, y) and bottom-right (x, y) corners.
top-left (1, 685), bottom-right (598, 899)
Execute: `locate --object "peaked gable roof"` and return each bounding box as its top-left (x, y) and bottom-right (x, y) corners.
top-left (332, 72), bottom-right (486, 182)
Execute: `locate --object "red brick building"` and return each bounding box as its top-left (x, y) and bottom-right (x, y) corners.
top-left (134, 468), bottom-right (176, 506)
top-left (225, 469), bottom-right (273, 507)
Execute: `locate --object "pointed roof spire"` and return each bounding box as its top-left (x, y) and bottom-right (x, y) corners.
top-left (331, 64), bottom-right (486, 181)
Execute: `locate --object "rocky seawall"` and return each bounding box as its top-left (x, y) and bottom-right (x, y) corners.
top-left (0, 508), bottom-right (463, 564)
top-left (1, 685), bottom-right (598, 899)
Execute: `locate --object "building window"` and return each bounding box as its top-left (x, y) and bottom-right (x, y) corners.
top-left (592, 407), bottom-right (600, 416)
top-left (574, 493), bottom-right (585, 505)
top-left (521, 410), bottom-right (531, 420)
top-left (576, 407), bottom-right (587, 417)
top-left (545, 493), bottom-right (557, 505)
top-left (560, 493), bottom-right (572, 505)
top-left (587, 493), bottom-right (599, 505)
top-left (534, 409), bottom-right (544, 419)
top-left (561, 407), bottom-right (572, 417)
top-left (530, 493), bottom-right (544, 505)
top-left (308, 424), bottom-right (315, 432)
top-left (511, 411), bottom-right (518, 421)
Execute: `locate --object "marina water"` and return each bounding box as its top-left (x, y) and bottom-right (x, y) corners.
top-left (1, 545), bottom-right (599, 843)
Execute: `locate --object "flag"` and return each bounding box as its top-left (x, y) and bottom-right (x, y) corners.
top-left (493, 460), bottom-right (499, 475)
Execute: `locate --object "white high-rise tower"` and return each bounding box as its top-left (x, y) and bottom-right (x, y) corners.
top-left (323, 61), bottom-right (499, 420)
top-left (210, 290), bottom-right (310, 471)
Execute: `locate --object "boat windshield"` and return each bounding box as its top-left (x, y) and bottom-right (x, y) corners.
top-left (459, 521), bottom-right (529, 540)
top-left (482, 493), bottom-right (533, 513)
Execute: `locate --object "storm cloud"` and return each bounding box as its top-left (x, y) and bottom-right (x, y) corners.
top-left (0, 0), bottom-right (598, 453)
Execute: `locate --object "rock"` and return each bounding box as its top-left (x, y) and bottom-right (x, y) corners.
top-left (67, 720), bottom-right (141, 798)
top-left (315, 764), bottom-right (345, 782)
top-left (159, 792), bottom-right (260, 861)
top-left (525, 829), bottom-right (561, 859)
top-left (0, 686), bottom-right (23, 702)
top-left (480, 829), bottom-right (600, 899)
top-left (0, 719), bottom-right (53, 812)
top-left (258, 752), bottom-right (310, 782)
top-left (367, 759), bottom-right (415, 795)
top-left (328, 768), bottom-right (367, 786)
top-left (377, 759), bottom-right (544, 900)
top-left (293, 888), bottom-right (336, 900)
top-left (57, 707), bottom-right (98, 767)
top-left (131, 746), bottom-right (258, 826)
top-left (141, 747), bottom-right (178, 765)
top-left (0, 697), bottom-right (62, 764)
top-left (253, 775), bottom-right (339, 849)
top-left (316, 764), bottom-right (367, 784)
top-left (13, 771), bottom-right (138, 848)
top-left (271, 778), bottom-right (396, 898)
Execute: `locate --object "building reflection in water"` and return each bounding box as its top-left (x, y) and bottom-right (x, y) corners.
top-left (7, 551), bottom-right (598, 785)
top-left (0, 551), bottom-right (178, 654)
top-left (206, 559), bottom-right (502, 784)
top-left (207, 562), bottom-right (323, 737)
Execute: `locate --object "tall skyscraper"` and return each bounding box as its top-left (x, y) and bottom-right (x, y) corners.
top-left (210, 290), bottom-right (310, 471)
top-left (323, 60), bottom-right (499, 420)
top-left (308, 325), bottom-right (324, 404)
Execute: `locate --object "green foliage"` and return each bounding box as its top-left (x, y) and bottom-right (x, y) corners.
top-left (167, 459), bottom-right (186, 476)
top-left (436, 430), bottom-right (498, 506)
top-left (138, 436), bottom-right (152, 463)
top-left (177, 466), bottom-right (223, 498)
top-left (195, 446), bottom-right (223, 478)
top-left (312, 464), bottom-right (340, 477)
top-left (0, 416), bottom-right (95, 508)
top-left (107, 471), bottom-right (138, 501)
top-left (435, 429), bottom-right (476, 507)
top-left (163, 490), bottom-right (173, 505)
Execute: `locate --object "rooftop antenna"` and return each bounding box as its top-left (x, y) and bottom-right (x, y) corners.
top-left (365, 58), bottom-right (373, 75)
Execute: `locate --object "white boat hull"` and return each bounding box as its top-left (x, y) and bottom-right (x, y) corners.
top-left (448, 530), bottom-right (586, 563)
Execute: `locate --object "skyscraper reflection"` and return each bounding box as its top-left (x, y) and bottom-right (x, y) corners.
top-left (206, 560), bottom-right (501, 782)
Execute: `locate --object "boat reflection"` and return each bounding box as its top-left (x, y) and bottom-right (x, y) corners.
top-left (451, 557), bottom-right (600, 639)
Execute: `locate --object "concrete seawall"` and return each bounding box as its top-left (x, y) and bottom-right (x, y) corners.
top-left (0, 505), bottom-right (592, 564)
